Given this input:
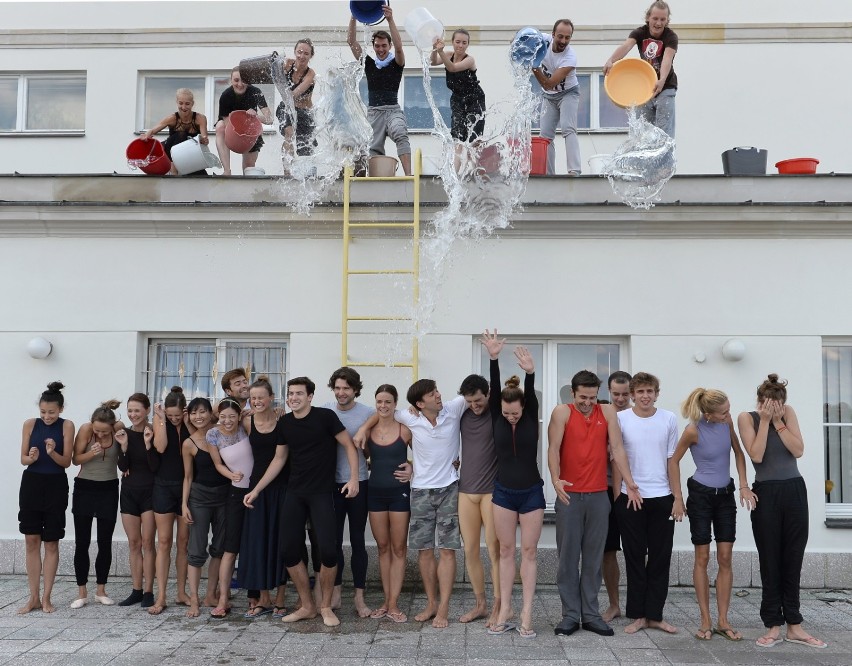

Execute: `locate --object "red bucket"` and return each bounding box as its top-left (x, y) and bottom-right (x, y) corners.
top-left (225, 110), bottom-right (263, 154)
top-left (126, 138), bottom-right (171, 175)
top-left (775, 157), bottom-right (819, 175)
top-left (530, 136), bottom-right (551, 175)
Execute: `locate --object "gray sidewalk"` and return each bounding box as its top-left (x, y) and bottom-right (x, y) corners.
top-left (0, 575), bottom-right (850, 665)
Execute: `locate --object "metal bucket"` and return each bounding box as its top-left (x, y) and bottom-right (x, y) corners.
top-left (239, 52), bottom-right (279, 85)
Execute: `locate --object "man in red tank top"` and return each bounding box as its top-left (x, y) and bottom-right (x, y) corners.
top-left (547, 370), bottom-right (641, 638)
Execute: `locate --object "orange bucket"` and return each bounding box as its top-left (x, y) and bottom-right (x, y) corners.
top-left (604, 59), bottom-right (658, 108)
top-left (530, 136), bottom-right (550, 175)
top-left (775, 158), bottom-right (819, 174)
top-left (224, 110), bottom-right (263, 154)
top-left (126, 138), bottom-right (171, 175)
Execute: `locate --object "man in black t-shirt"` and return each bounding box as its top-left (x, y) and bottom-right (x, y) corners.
top-left (278, 377), bottom-right (360, 628)
top-left (215, 67), bottom-right (273, 176)
top-left (347, 6), bottom-right (412, 175)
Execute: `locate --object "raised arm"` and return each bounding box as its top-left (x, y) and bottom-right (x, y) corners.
top-left (668, 424), bottom-right (696, 521)
top-left (152, 404), bottom-right (168, 454)
top-left (115, 429), bottom-right (130, 472)
top-left (603, 37), bottom-right (637, 74)
top-left (482, 328), bottom-right (506, 414)
top-left (515, 346), bottom-right (537, 419)
top-left (547, 405), bottom-right (571, 504)
top-left (738, 403), bottom-right (770, 463)
top-left (348, 16), bottom-right (363, 59)
top-left (143, 426), bottom-right (160, 473)
top-left (776, 403), bottom-right (804, 458)
top-left (385, 6), bottom-right (405, 65)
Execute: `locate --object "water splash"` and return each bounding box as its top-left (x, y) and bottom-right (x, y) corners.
top-left (600, 107), bottom-right (676, 209)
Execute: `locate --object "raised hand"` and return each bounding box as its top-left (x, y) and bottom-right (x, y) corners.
top-left (44, 438), bottom-right (56, 456)
top-left (154, 403), bottom-right (165, 420)
top-left (115, 429), bottom-right (128, 452)
top-left (514, 346), bottom-right (535, 374)
top-left (481, 328), bottom-right (505, 359)
top-left (757, 398), bottom-right (774, 422)
top-left (28, 446), bottom-right (39, 462)
top-left (143, 426), bottom-right (154, 449)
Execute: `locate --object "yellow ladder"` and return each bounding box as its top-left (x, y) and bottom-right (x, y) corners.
top-left (341, 149), bottom-right (422, 382)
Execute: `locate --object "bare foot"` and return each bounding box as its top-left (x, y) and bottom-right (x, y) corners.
top-left (320, 607), bottom-right (340, 627)
top-left (432, 614), bottom-right (449, 629)
top-left (330, 585), bottom-right (342, 611)
top-left (282, 606), bottom-right (317, 623)
top-left (459, 604), bottom-right (488, 623)
top-left (602, 605), bottom-right (622, 622)
top-left (174, 593), bottom-right (191, 606)
top-left (647, 619), bottom-right (678, 634)
top-left (41, 598), bottom-right (56, 614)
top-left (354, 591), bottom-right (371, 618)
top-left (414, 603), bottom-right (438, 623)
top-left (17, 599), bottom-right (41, 615)
top-left (625, 618), bottom-right (647, 634)
top-left (202, 596), bottom-right (218, 607)
top-left (148, 603), bottom-right (167, 616)
top-left (186, 602), bottom-right (200, 618)
top-left (486, 601), bottom-right (500, 629)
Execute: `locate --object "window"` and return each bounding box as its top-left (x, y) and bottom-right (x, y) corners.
top-left (530, 71), bottom-right (627, 132)
top-left (139, 74), bottom-right (275, 132)
top-left (822, 344), bottom-right (852, 517)
top-left (0, 73), bottom-right (86, 133)
top-left (357, 71), bottom-right (451, 132)
top-left (145, 337), bottom-right (288, 407)
top-left (478, 338), bottom-right (625, 506)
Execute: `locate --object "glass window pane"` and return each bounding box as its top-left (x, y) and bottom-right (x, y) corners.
top-left (577, 73), bottom-right (591, 130)
top-left (824, 425), bottom-right (851, 503)
top-left (0, 78), bottom-right (17, 130)
top-left (404, 74), bottom-right (450, 130)
top-left (150, 342), bottom-right (216, 403)
top-left (144, 77), bottom-right (205, 129)
top-left (225, 342), bottom-right (288, 406)
top-left (598, 77), bottom-right (628, 129)
top-left (556, 344), bottom-right (620, 405)
top-left (26, 77), bottom-right (86, 130)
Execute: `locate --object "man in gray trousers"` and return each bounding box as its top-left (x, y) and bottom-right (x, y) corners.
top-left (546, 370), bottom-right (641, 636)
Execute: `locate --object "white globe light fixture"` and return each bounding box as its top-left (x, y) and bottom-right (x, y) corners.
top-left (27, 337), bottom-right (53, 359)
top-left (721, 338), bottom-right (746, 362)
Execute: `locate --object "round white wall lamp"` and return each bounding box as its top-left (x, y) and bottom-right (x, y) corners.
top-left (721, 338), bottom-right (746, 362)
top-left (27, 337), bottom-right (53, 359)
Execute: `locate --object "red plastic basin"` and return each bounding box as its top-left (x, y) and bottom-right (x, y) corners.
top-left (775, 157), bottom-right (819, 174)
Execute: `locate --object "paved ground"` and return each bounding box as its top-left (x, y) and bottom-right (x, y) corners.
top-left (0, 575), bottom-right (850, 665)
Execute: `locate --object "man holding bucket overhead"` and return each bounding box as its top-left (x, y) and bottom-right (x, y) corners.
top-left (215, 67), bottom-right (273, 176)
top-left (604, 1), bottom-right (678, 138)
top-left (347, 5), bottom-right (412, 176)
top-left (532, 19), bottom-right (582, 176)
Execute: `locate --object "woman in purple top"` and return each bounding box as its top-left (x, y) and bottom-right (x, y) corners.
top-left (18, 381), bottom-right (74, 614)
top-left (668, 388), bottom-right (756, 642)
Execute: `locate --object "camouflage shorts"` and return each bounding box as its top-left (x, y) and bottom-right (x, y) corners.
top-left (408, 481), bottom-right (461, 550)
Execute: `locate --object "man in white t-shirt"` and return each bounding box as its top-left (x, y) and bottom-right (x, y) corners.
top-left (614, 372), bottom-right (679, 636)
top-left (532, 18), bottom-right (581, 175)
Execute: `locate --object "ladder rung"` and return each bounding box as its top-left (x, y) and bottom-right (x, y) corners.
top-left (350, 176), bottom-right (416, 182)
top-left (348, 222), bottom-right (415, 229)
top-left (348, 269), bottom-right (414, 275)
top-left (347, 316), bottom-right (413, 322)
top-left (346, 362), bottom-right (415, 368)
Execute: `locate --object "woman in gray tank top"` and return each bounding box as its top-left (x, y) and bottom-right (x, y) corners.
top-left (668, 388), bottom-right (756, 642)
top-left (737, 374), bottom-right (826, 649)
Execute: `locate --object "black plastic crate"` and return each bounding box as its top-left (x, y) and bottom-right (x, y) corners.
top-left (722, 147), bottom-right (768, 175)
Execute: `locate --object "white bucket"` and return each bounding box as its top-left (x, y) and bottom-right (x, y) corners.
top-left (588, 153), bottom-right (612, 175)
top-left (368, 155), bottom-right (398, 177)
top-left (171, 137), bottom-right (210, 175)
top-left (404, 7), bottom-right (444, 52)
top-left (243, 167), bottom-right (266, 176)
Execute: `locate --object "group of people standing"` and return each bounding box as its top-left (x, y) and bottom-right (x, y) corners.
top-left (17, 343), bottom-right (824, 648)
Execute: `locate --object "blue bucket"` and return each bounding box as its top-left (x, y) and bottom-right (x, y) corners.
top-left (350, 1), bottom-right (388, 26)
top-left (511, 27), bottom-right (549, 68)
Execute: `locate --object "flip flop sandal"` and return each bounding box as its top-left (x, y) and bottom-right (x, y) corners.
top-left (487, 622), bottom-right (517, 635)
top-left (695, 628), bottom-right (713, 641)
top-left (516, 626), bottom-right (537, 639)
top-left (785, 637), bottom-right (827, 649)
top-left (387, 611), bottom-right (407, 623)
top-left (244, 606), bottom-right (272, 619)
top-left (370, 607), bottom-right (388, 619)
top-left (713, 627), bottom-right (742, 641)
top-left (272, 607), bottom-right (287, 619)
top-left (755, 636), bottom-right (783, 648)
top-left (210, 607), bottom-right (231, 619)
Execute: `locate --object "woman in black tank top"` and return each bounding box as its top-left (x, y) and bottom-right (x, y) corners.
top-left (142, 88), bottom-right (210, 175)
top-left (276, 38), bottom-right (318, 166)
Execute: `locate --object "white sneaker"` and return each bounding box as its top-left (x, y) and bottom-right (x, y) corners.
top-left (94, 594), bottom-right (115, 606)
top-left (70, 597), bottom-right (88, 609)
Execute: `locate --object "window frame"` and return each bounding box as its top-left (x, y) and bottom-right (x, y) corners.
top-left (530, 69), bottom-right (628, 134)
top-left (0, 72), bottom-right (87, 135)
top-left (358, 69), bottom-right (452, 134)
top-left (822, 341), bottom-right (852, 519)
top-left (475, 336), bottom-right (628, 509)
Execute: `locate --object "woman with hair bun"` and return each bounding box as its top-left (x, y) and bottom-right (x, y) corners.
top-left (18, 381), bottom-right (74, 614)
top-left (149, 386), bottom-right (191, 615)
top-left (70, 399), bottom-right (122, 609)
top-left (116, 392), bottom-right (159, 608)
top-left (737, 374), bottom-right (826, 649)
top-left (481, 331), bottom-right (543, 639)
top-left (668, 388), bottom-right (756, 641)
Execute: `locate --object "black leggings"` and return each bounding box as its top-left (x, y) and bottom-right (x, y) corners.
top-left (73, 512), bottom-right (117, 587)
top-left (334, 480), bottom-right (369, 588)
top-left (281, 492), bottom-right (337, 569)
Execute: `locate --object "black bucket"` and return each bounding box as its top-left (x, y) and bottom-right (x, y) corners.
top-left (722, 147), bottom-right (767, 175)
top-left (239, 52), bottom-right (279, 85)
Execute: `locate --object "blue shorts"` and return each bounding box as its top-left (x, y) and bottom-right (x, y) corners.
top-left (368, 484), bottom-right (410, 513)
top-left (492, 479), bottom-right (545, 514)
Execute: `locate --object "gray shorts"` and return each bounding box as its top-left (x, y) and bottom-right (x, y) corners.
top-left (409, 481), bottom-right (460, 550)
top-left (368, 104), bottom-right (411, 157)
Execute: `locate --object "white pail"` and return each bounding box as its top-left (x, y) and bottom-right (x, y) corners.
top-left (588, 154), bottom-right (612, 175)
top-left (404, 7), bottom-right (444, 52)
top-left (171, 137), bottom-right (209, 175)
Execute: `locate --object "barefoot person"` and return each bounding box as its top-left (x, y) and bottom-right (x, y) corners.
top-left (215, 67), bottom-right (272, 176)
top-left (482, 333), bottom-right (544, 639)
top-left (278, 377), bottom-right (360, 628)
top-left (276, 39), bottom-right (317, 167)
top-left (18, 381), bottom-right (74, 614)
top-left (548, 370), bottom-right (640, 638)
top-left (181, 397), bottom-right (229, 618)
top-left (615, 373), bottom-right (679, 635)
top-left (669, 388), bottom-right (757, 642)
top-left (149, 387), bottom-right (191, 615)
top-left (70, 400), bottom-right (121, 609)
top-left (364, 385), bottom-right (412, 623)
top-left (116, 393), bottom-right (158, 609)
top-left (738, 375), bottom-right (827, 649)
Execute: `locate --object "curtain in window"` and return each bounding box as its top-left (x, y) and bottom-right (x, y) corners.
top-left (823, 346), bottom-right (851, 503)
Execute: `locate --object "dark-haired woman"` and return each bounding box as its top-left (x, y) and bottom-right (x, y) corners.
top-left (18, 381), bottom-right (74, 614)
top-left (481, 332), bottom-right (543, 638)
top-left (182, 397), bottom-right (229, 618)
top-left (149, 387), bottom-right (191, 614)
top-left (70, 399), bottom-right (122, 609)
top-left (206, 397), bottom-right (253, 618)
top-left (276, 39), bottom-right (317, 167)
top-left (116, 392), bottom-right (159, 608)
top-left (737, 374), bottom-right (826, 649)
top-left (364, 384), bottom-right (412, 623)
top-left (240, 377), bottom-right (288, 618)
top-left (431, 30), bottom-right (486, 143)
